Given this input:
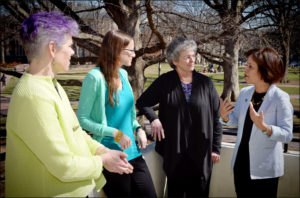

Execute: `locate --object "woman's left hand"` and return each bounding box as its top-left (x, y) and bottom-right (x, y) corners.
top-left (249, 102), bottom-right (268, 130)
top-left (137, 129), bottom-right (147, 149)
top-left (211, 152), bottom-right (220, 163)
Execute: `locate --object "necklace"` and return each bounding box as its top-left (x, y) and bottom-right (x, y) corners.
top-left (251, 92), bottom-right (266, 106)
top-left (251, 98), bottom-right (263, 106)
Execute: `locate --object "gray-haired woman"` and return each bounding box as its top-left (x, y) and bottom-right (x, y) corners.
top-left (136, 37), bottom-right (222, 197)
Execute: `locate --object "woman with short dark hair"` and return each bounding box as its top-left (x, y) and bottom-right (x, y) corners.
top-left (220, 47), bottom-right (293, 197)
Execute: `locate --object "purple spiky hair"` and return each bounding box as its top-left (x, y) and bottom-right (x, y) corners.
top-left (20, 11), bottom-right (78, 43)
top-left (19, 11), bottom-right (79, 61)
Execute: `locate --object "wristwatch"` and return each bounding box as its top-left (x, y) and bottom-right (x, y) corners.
top-left (136, 126), bottom-right (143, 132)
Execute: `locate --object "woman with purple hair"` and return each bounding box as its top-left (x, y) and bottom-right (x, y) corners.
top-left (5, 11), bottom-right (133, 197)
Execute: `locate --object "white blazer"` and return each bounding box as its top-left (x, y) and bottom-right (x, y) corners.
top-left (221, 84), bottom-right (293, 179)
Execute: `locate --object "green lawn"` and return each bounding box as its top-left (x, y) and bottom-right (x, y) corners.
top-left (144, 64), bottom-right (299, 112)
top-left (62, 86), bottom-right (82, 101)
top-left (3, 64), bottom-right (299, 111)
top-left (2, 64), bottom-right (299, 134)
top-left (144, 64), bottom-right (299, 84)
top-left (213, 83), bottom-right (299, 96)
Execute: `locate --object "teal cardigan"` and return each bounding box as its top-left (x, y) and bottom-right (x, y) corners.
top-left (77, 67), bottom-right (140, 143)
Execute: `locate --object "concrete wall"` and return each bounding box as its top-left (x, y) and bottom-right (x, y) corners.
top-left (142, 143), bottom-right (167, 197)
top-left (209, 143), bottom-right (236, 197)
top-left (143, 142), bottom-right (300, 197)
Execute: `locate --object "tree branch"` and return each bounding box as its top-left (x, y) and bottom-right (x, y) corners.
top-left (135, 43), bottom-right (163, 58)
top-left (197, 48), bottom-right (223, 65)
top-left (145, 0), bottom-right (166, 49)
top-left (1, 0), bottom-right (29, 23)
top-left (203, 0), bottom-right (224, 13)
top-left (75, 6), bottom-right (106, 14)
top-left (0, 69), bottom-right (22, 78)
top-left (144, 54), bottom-right (166, 67)
top-left (49, 0), bottom-right (102, 37)
top-left (241, 5), bottom-right (270, 24)
top-left (36, 0), bottom-right (50, 12)
top-left (154, 9), bottom-right (221, 26)
top-left (73, 37), bottom-right (100, 55)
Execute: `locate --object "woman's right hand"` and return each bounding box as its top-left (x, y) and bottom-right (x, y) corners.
top-left (151, 119), bottom-right (165, 141)
top-left (100, 149), bottom-right (133, 174)
top-left (219, 98), bottom-right (234, 121)
top-left (113, 130), bottom-right (132, 150)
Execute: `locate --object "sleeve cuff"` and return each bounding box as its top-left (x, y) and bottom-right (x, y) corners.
top-left (149, 115), bottom-right (159, 123)
top-left (103, 126), bottom-right (115, 137)
top-left (219, 117), bottom-right (228, 125)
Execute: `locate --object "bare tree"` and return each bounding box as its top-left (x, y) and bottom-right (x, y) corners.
top-left (261, 0), bottom-right (300, 82)
top-left (151, 0), bottom-right (272, 101)
top-left (1, 0), bottom-right (167, 98)
top-left (2, 0), bottom-right (297, 99)
top-left (199, 0), bottom-right (272, 100)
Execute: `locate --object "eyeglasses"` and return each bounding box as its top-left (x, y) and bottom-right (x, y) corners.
top-left (123, 49), bottom-right (136, 54)
top-left (181, 55), bottom-right (196, 61)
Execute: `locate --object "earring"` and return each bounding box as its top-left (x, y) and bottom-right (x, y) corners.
top-left (52, 60), bottom-right (56, 68)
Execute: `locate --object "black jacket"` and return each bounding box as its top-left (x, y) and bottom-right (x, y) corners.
top-left (136, 70), bottom-right (222, 179)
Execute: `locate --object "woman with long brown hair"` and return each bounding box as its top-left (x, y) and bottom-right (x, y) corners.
top-left (78, 30), bottom-right (156, 197)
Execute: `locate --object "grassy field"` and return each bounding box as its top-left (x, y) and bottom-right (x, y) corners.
top-left (144, 64), bottom-right (300, 112)
top-left (1, 64), bottom-right (299, 133)
top-left (145, 63), bottom-right (299, 83)
top-left (2, 64), bottom-right (299, 110)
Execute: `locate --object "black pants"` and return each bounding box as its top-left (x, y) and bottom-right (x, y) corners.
top-left (103, 156), bottom-right (156, 198)
top-left (167, 154), bottom-right (211, 198)
top-left (167, 173), bottom-right (211, 198)
top-left (234, 170), bottom-right (279, 197)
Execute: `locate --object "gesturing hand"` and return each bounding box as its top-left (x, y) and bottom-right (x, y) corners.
top-left (219, 98), bottom-right (234, 121)
top-left (249, 102), bottom-right (268, 131)
top-left (137, 129), bottom-right (147, 149)
top-left (100, 149), bottom-right (133, 174)
top-left (151, 119), bottom-right (165, 141)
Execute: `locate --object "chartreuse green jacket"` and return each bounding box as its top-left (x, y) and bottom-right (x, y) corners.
top-left (5, 73), bottom-right (106, 197)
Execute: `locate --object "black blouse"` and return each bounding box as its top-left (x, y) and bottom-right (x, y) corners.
top-left (234, 91), bottom-right (267, 176)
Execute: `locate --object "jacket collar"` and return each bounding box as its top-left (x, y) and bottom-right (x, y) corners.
top-left (244, 84), bottom-right (277, 112)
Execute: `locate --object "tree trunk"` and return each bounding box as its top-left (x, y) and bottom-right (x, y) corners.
top-left (123, 23), bottom-right (146, 99)
top-left (281, 34), bottom-right (290, 83)
top-left (103, 0), bottom-right (146, 99)
top-left (221, 37), bottom-right (240, 101)
top-left (1, 33), bottom-right (5, 64)
top-left (127, 57), bottom-right (146, 99)
top-left (281, 46), bottom-right (289, 83)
